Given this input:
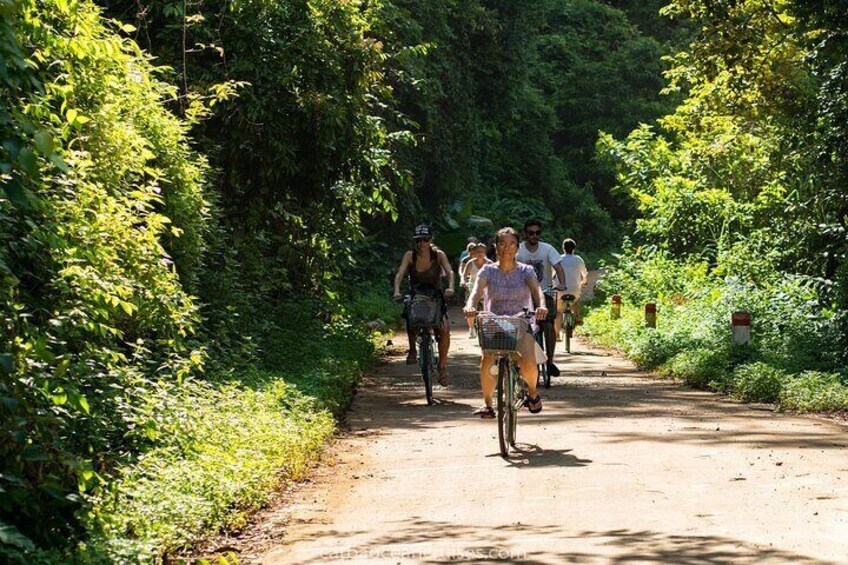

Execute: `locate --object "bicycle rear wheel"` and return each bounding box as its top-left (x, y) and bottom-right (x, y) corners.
top-left (418, 332), bottom-right (434, 405)
top-left (496, 358), bottom-right (513, 456)
top-left (564, 310), bottom-right (574, 353)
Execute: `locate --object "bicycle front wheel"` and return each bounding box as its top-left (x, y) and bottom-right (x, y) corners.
top-left (535, 328), bottom-right (548, 389)
top-left (419, 333), bottom-right (434, 405)
top-left (496, 358), bottom-right (513, 456)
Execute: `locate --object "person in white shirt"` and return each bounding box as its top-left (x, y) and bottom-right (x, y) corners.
top-left (555, 238), bottom-right (589, 338)
top-left (516, 219), bottom-right (566, 377)
top-left (459, 243), bottom-right (492, 338)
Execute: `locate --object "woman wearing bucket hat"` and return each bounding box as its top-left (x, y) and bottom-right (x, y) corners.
top-left (393, 224), bottom-right (456, 385)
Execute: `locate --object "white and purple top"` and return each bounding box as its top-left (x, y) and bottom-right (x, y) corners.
top-left (478, 263), bottom-right (536, 316)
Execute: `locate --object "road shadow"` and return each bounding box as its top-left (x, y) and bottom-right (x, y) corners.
top-left (269, 519), bottom-right (840, 565)
top-left (500, 444), bottom-right (592, 468)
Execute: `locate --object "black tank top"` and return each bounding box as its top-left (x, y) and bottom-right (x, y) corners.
top-left (408, 247), bottom-right (442, 289)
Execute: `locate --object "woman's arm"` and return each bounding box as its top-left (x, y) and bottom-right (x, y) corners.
top-left (392, 251), bottom-right (412, 299)
top-left (464, 275), bottom-right (487, 314)
top-left (437, 250), bottom-right (456, 296)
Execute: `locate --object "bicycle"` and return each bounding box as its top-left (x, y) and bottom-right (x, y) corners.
top-left (535, 288), bottom-right (558, 389)
top-left (475, 311), bottom-right (536, 456)
top-left (405, 293), bottom-right (443, 405)
top-left (559, 293), bottom-right (577, 353)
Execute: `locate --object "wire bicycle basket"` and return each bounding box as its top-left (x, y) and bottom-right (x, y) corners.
top-left (408, 295), bottom-right (442, 328)
top-left (477, 315), bottom-right (528, 353)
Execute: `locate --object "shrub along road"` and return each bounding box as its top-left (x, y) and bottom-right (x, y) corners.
top-left (232, 307), bottom-right (846, 564)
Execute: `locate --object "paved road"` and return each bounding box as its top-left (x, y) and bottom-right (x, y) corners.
top-left (257, 308), bottom-right (848, 564)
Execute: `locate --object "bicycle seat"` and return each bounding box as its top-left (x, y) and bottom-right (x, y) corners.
top-left (562, 293), bottom-right (576, 301)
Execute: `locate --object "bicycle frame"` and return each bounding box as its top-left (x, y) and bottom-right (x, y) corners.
top-left (405, 293), bottom-right (442, 405)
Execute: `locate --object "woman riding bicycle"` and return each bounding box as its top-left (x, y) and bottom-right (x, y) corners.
top-left (463, 227), bottom-right (547, 418)
top-left (393, 224), bottom-right (455, 386)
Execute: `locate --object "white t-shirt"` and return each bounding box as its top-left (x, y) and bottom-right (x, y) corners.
top-left (516, 242), bottom-right (561, 289)
top-left (558, 253), bottom-right (588, 297)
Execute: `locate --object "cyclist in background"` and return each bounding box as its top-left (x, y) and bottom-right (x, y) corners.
top-left (463, 227), bottom-right (547, 418)
top-left (393, 225), bottom-right (455, 386)
top-left (555, 238), bottom-right (589, 335)
top-left (516, 219), bottom-right (566, 377)
top-left (460, 242), bottom-right (492, 339)
top-left (457, 236), bottom-right (478, 269)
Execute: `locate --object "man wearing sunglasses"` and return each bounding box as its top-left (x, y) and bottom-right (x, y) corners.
top-left (516, 219), bottom-right (567, 377)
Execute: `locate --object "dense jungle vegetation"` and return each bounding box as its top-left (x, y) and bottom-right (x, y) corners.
top-left (1, 0), bottom-right (846, 562)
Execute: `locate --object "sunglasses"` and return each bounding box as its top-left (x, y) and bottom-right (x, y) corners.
top-left (415, 237), bottom-right (432, 242)
top-left (526, 230), bottom-right (542, 236)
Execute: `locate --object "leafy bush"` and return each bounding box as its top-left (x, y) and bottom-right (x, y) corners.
top-left (1, 0), bottom-right (208, 549)
top-left (780, 371), bottom-right (848, 413)
top-left (730, 362), bottom-right (787, 403)
top-left (663, 347), bottom-right (730, 389)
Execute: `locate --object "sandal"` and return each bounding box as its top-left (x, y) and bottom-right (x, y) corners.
top-left (525, 394), bottom-right (543, 414)
top-left (473, 405), bottom-right (496, 419)
top-left (405, 352), bottom-right (417, 365)
top-left (438, 366), bottom-right (451, 386)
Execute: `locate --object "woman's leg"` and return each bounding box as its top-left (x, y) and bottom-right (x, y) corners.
top-left (479, 352), bottom-right (496, 407)
top-left (517, 333), bottom-right (542, 411)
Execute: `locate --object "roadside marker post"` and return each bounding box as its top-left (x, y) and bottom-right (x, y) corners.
top-left (645, 302), bottom-right (656, 328)
top-left (611, 294), bottom-right (621, 320)
top-left (732, 311), bottom-right (751, 345)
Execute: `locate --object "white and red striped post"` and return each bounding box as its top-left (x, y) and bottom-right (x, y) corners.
top-left (732, 311), bottom-right (751, 345)
top-left (645, 302), bottom-right (656, 328)
top-left (611, 294), bottom-right (621, 319)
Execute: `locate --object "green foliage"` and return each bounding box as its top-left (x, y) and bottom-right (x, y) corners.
top-left (780, 371), bottom-right (848, 413)
top-left (585, 0), bottom-right (848, 415)
top-left (1, 0), bottom-right (207, 549)
top-left (730, 362), bottom-right (786, 404)
top-left (664, 347), bottom-right (731, 389)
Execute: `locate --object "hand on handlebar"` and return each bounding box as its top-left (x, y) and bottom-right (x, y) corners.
top-left (392, 292), bottom-right (403, 302)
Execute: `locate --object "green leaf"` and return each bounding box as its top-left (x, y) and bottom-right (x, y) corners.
top-left (78, 395), bottom-right (90, 414)
top-left (49, 153), bottom-right (69, 172)
top-left (33, 130), bottom-right (54, 154)
top-left (2, 179), bottom-right (32, 209)
top-left (0, 521), bottom-right (35, 551)
top-left (17, 147), bottom-right (38, 177)
top-left (52, 387), bottom-right (68, 405)
top-left (0, 354), bottom-right (12, 374)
